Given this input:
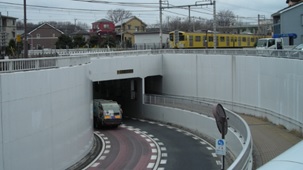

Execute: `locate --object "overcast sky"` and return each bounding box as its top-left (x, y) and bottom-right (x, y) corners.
top-left (0, 0), bottom-right (288, 26)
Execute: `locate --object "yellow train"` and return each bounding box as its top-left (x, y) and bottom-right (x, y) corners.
top-left (169, 31), bottom-right (269, 48)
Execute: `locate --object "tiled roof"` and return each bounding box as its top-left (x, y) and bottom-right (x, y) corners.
top-left (93, 18), bottom-right (112, 23)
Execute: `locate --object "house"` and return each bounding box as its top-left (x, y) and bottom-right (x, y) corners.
top-left (27, 23), bottom-right (64, 49)
top-left (272, 1), bottom-right (303, 45)
top-left (115, 16), bottom-right (147, 47)
top-left (90, 18), bottom-right (116, 47)
top-left (0, 13), bottom-right (17, 56)
top-left (71, 30), bottom-right (90, 46)
top-left (90, 18), bottom-right (115, 36)
top-left (134, 29), bottom-right (169, 49)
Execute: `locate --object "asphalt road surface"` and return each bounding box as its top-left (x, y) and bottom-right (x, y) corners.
top-left (86, 117), bottom-right (221, 170)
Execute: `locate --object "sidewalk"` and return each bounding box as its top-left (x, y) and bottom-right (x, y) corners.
top-left (239, 114), bottom-right (302, 169)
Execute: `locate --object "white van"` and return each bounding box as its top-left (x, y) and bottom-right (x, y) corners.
top-left (256, 38), bottom-right (283, 50)
top-left (93, 99), bottom-right (123, 128)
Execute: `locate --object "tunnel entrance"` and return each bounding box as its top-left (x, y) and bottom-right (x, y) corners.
top-left (92, 76), bottom-right (162, 117)
top-left (93, 78), bottom-right (142, 117)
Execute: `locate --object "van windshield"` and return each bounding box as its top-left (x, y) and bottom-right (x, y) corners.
top-left (256, 39), bottom-right (268, 47)
top-left (102, 103), bottom-right (120, 112)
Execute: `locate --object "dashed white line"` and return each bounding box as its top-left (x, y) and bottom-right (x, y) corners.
top-left (162, 153), bottom-right (168, 157)
top-left (207, 147), bottom-right (213, 150)
top-left (161, 147), bottom-right (167, 151)
top-left (212, 153), bottom-right (217, 157)
top-left (158, 142), bottom-right (164, 146)
top-left (147, 163), bottom-right (155, 169)
top-left (104, 150), bottom-right (110, 154)
top-left (152, 149), bottom-right (158, 153)
top-left (160, 160), bottom-right (167, 164)
top-left (99, 155), bottom-right (106, 160)
top-left (151, 155), bottom-right (157, 160)
top-left (91, 162), bottom-right (100, 167)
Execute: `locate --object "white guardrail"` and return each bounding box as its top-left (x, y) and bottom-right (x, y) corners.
top-left (144, 94), bottom-right (252, 170)
top-left (1, 48), bottom-right (303, 73)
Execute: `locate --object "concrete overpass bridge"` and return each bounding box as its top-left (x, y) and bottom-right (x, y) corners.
top-left (0, 49), bottom-right (302, 170)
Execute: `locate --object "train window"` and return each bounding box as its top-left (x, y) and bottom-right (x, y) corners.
top-left (209, 36), bottom-right (213, 42)
top-left (179, 33), bottom-right (185, 41)
top-left (195, 36), bottom-right (201, 42)
top-left (220, 37), bottom-right (225, 42)
top-left (169, 33), bottom-right (174, 41)
top-left (242, 37), bottom-right (246, 42)
top-left (251, 38), bottom-right (255, 42)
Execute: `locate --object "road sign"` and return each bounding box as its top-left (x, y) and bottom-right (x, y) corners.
top-left (215, 139), bottom-right (226, 155)
top-left (212, 103), bottom-right (228, 136)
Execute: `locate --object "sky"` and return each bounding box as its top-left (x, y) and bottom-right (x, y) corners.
top-left (0, 0), bottom-right (288, 27)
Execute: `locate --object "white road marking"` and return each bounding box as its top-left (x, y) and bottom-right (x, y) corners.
top-left (147, 163), bottom-right (155, 168)
top-left (151, 155), bottom-right (157, 160)
top-left (152, 149), bottom-right (158, 153)
top-left (160, 160), bottom-right (167, 164)
top-left (207, 147), bottom-right (213, 150)
top-left (150, 143), bottom-right (156, 147)
top-left (162, 153), bottom-right (168, 157)
top-left (193, 137), bottom-right (199, 140)
top-left (200, 141), bottom-right (206, 145)
top-left (105, 145), bottom-right (111, 149)
top-left (91, 162), bottom-right (100, 167)
top-left (212, 153), bottom-right (217, 157)
top-left (104, 150), bottom-right (110, 154)
top-left (99, 156), bottom-right (106, 160)
top-left (161, 147), bottom-right (167, 151)
top-left (216, 160), bottom-right (222, 165)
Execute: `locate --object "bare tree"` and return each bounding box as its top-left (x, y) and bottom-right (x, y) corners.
top-left (216, 10), bottom-right (236, 33)
top-left (217, 10), bottom-right (236, 27)
top-left (107, 9), bottom-right (133, 23)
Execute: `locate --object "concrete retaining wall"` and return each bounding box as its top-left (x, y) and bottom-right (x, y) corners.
top-left (161, 54), bottom-right (303, 133)
top-left (0, 65), bottom-right (93, 170)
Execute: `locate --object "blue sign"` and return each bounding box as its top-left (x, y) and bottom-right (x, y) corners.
top-left (216, 139), bottom-right (226, 155)
top-left (217, 139), bottom-right (224, 146)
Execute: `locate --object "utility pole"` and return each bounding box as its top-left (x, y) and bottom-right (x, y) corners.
top-left (159, 0), bottom-right (163, 49)
top-left (213, 0), bottom-right (217, 49)
top-left (23, 0), bottom-right (28, 58)
top-left (188, 6), bottom-right (191, 31)
top-left (160, 1), bottom-right (215, 45)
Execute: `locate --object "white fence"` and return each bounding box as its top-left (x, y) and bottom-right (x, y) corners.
top-left (0, 56), bottom-right (90, 73)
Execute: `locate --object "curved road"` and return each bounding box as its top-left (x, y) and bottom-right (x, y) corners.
top-left (86, 117), bottom-right (221, 170)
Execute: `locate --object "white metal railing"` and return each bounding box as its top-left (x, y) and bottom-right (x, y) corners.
top-left (0, 56), bottom-right (90, 73)
top-left (144, 94), bottom-right (253, 170)
top-left (2, 48), bottom-right (302, 73)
